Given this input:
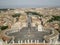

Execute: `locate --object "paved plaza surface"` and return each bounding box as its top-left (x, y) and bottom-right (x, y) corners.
top-left (7, 27), bottom-right (51, 43)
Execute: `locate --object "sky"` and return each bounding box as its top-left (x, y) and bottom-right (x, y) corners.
top-left (0, 0), bottom-right (60, 8)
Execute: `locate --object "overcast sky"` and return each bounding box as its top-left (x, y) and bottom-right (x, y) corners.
top-left (0, 0), bottom-right (60, 8)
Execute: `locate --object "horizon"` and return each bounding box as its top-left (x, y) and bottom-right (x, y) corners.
top-left (0, 0), bottom-right (60, 8)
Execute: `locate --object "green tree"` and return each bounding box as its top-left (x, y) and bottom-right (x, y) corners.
top-left (47, 16), bottom-right (60, 23)
top-left (12, 13), bottom-right (21, 18)
top-left (0, 26), bottom-right (8, 30)
top-left (25, 11), bottom-right (43, 17)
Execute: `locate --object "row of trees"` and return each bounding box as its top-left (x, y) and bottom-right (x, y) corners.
top-left (47, 16), bottom-right (60, 22)
top-left (25, 11), bottom-right (43, 17)
top-left (12, 13), bottom-right (21, 18)
top-left (0, 9), bottom-right (14, 11)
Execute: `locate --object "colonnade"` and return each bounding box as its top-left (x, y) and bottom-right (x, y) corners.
top-left (5, 40), bottom-right (46, 44)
